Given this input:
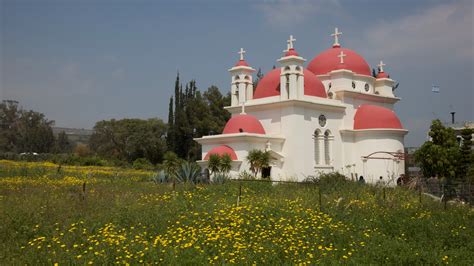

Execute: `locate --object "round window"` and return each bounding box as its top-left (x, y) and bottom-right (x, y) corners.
top-left (318, 115), bottom-right (327, 127)
top-left (352, 81), bottom-right (356, 89)
top-left (364, 83), bottom-right (369, 92)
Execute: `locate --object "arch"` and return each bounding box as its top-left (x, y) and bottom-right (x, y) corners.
top-left (244, 75), bottom-right (250, 80)
top-left (324, 130), bottom-right (332, 165)
top-left (313, 129), bottom-right (322, 165)
top-left (295, 66), bottom-right (301, 72)
top-left (234, 75), bottom-right (240, 81)
top-left (284, 66), bottom-right (291, 71)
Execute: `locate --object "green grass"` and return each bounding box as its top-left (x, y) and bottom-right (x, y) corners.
top-left (1, 161), bottom-right (473, 264)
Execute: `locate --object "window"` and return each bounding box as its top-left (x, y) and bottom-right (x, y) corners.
top-left (352, 81), bottom-right (356, 89)
top-left (234, 75), bottom-right (240, 81)
top-left (324, 130), bottom-right (332, 165)
top-left (244, 75), bottom-right (250, 80)
top-left (364, 83), bottom-right (370, 92)
top-left (328, 92), bottom-right (333, 99)
top-left (329, 82), bottom-right (332, 89)
top-left (313, 130), bottom-right (321, 165)
top-left (318, 114), bottom-right (327, 127)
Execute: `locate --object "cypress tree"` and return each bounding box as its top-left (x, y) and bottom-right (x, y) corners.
top-left (166, 97), bottom-right (175, 152)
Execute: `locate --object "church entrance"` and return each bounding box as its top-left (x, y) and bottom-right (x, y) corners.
top-left (262, 167), bottom-right (271, 179)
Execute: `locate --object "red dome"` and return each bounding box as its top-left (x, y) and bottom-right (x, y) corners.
top-left (285, 48), bottom-right (299, 57)
top-left (235, 60), bottom-right (249, 67)
top-left (376, 72), bottom-right (389, 79)
top-left (307, 47), bottom-right (371, 76)
top-left (204, 145), bottom-right (237, 160)
top-left (223, 114), bottom-right (266, 134)
top-left (253, 68), bottom-right (327, 99)
top-left (354, 105), bottom-right (403, 130)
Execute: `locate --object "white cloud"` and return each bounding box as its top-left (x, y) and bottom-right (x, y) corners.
top-left (256, 0), bottom-right (340, 29)
top-left (364, 1), bottom-right (473, 62)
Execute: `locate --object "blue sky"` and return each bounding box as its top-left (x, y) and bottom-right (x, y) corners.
top-left (1, 0), bottom-right (473, 146)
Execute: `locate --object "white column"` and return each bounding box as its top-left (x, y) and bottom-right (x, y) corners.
top-left (297, 73), bottom-right (304, 99)
top-left (289, 73), bottom-right (297, 99)
top-left (231, 83), bottom-right (238, 106)
top-left (280, 72), bottom-right (288, 100)
top-left (246, 82), bottom-right (253, 100)
top-left (238, 82), bottom-right (246, 103)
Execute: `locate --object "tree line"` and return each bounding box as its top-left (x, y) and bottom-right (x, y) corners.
top-left (0, 73), bottom-right (232, 167)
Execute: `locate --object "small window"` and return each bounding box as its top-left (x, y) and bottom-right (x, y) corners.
top-left (244, 75), bottom-right (250, 80)
top-left (318, 114), bottom-right (327, 127)
top-left (328, 83), bottom-right (332, 89)
top-left (375, 91), bottom-right (380, 95)
top-left (364, 83), bottom-right (369, 92)
top-left (295, 66), bottom-right (301, 71)
top-left (234, 75), bottom-right (240, 80)
top-left (328, 92), bottom-right (333, 99)
top-left (352, 81), bottom-right (356, 89)
top-left (285, 66), bottom-right (291, 71)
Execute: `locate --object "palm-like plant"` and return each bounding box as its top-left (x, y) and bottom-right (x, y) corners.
top-left (163, 151), bottom-right (180, 181)
top-left (246, 149), bottom-right (274, 178)
top-left (220, 154), bottom-right (232, 176)
top-left (207, 154), bottom-right (221, 177)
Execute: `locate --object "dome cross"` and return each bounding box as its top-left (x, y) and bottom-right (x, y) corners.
top-left (377, 60), bottom-right (386, 72)
top-left (238, 48), bottom-right (246, 61)
top-left (287, 35), bottom-right (296, 49)
top-left (337, 51), bottom-right (347, 64)
top-left (331, 27), bottom-right (342, 47)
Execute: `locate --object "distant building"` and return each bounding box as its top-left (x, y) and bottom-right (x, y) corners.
top-left (52, 127), bottom-right (94, 146)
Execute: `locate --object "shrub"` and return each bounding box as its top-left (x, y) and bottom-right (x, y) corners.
top-left (133, 158), bottom-right (154, 170)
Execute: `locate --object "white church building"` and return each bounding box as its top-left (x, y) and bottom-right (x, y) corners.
top-left (195, 29), bottom-right (408, 185)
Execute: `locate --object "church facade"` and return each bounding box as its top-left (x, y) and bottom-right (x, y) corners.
top-left (195, 29), bottom-right (407, 185)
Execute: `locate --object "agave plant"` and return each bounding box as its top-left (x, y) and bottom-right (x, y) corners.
top-left (152, 170), bottom-right (168, 184)
top-left (175, 162), bottom-right (201, 183)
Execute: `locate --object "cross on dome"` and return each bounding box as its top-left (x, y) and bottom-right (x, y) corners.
top-left (238, 48), bottom-right (246, 61)
top-left (287, 35), bottom-right (296, 49)
top-left (337, 50), bottom-right (347, 64)
top-left (377, 60), bottom-right (386, 72)
top-left (283, 43), bottom-right (290, 53)
top-left (331, 27), bottom-right (342, 47)
top-left (240, 101), bottom-right (246, 114)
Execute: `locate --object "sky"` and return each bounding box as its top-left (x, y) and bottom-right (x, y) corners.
top-left (1, 0), bottom-right (473, 147)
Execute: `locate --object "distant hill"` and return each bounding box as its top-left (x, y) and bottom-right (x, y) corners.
top-left (52, 127), bottom-right (94, 146)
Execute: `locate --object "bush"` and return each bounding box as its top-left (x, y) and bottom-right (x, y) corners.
top-left (133, 158), bottom-right (154, 170)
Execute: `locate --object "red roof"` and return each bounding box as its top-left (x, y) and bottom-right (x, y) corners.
top-left (354, 105), bottom-right (403, 130)
top-left (222, 114), bottom-right (266, 134)
top-left (253, 68), bottom-right (327, 99)
top-left (235, 60), bottom-right (249, 67)
top-left (204, 145), bottom-right (238, 160)
top-left (307, 47), bottom-right (371, 76)
top-left (376, 71), bottom-right (389, 79)
top-left (285, 48), bottom-right (299, 57)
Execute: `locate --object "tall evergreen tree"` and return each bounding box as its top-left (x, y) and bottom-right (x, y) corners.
top-left (459, 128), bottom-right (473, 181)
top-left (166, 97), bottom-right (175, 152)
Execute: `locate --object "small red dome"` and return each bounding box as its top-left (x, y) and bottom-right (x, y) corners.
top-left (376, 72), bottom-right (389, 79)
top-left (235, 60), bottom-right (249, 67)
top-left (223, 114), bottom-right (266, 134)
top-left (285, 48), bottom-right (299, 57)
top-left (308, 47), bottom-right (371, 76)
top-left (204, 145), bottom-right (237, 160)
top-left (253, 68), bottom-right (327, 99)
top-left (354, 104), bottom-right (403, 130)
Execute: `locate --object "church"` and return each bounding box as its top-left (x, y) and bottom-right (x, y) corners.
top-left (195, 29), bottom-right (407, 185)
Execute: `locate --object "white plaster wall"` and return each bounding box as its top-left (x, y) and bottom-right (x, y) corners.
top-left (351, 132), bottom-right (406, 186)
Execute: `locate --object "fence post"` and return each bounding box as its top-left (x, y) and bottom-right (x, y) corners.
top-left (318, 185), bottom-right (322, 212)
top-left (383, 187), bottom-right (386, 201)
top-left (82, 182), bottom-right (86, 201)
top-left (237, 183), bottom-right (242, 206)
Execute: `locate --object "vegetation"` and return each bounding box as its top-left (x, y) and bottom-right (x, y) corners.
top-left (246, 149), bottom-right (273, 178)
top-left (1, 160), bottom-right (473, 264)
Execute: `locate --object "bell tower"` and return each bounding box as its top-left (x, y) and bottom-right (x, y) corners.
top-left (228, 48), bottom-right (256, 107)
top-left (277, 35), bottom-right (306, 100)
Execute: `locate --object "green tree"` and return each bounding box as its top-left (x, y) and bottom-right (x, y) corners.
top-left (163, 151), bottom-right (181, 180)
top-left (55, 131), bottom-right (72, 153)
top-left (459, 128), bottom-right (473, 181)
top-left (414, 120), bottom-right (460, 180)
top-left (0, 100), bottom-right (55, 153)
top-left (90, 118), bottom-right (167, 164)
top-left (246, 149), bottom-right (273, 178)
top-left (166, 97), bottom-right (175, 152)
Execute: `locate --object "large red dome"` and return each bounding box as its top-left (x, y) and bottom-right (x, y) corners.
top-left (204, 145), bottom-right (238, 160)
top-left (222, 114), bottom-right (266, 134)
top-left (253, 68), bottom-right (327, 99)
top-left (307, 47), bottom-right (371, 76)
top-left (354, 105), bottom-right (403, 130)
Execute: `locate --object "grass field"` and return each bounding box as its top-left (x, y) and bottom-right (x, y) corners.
top-left (1, 160), bottom-right (473, 264)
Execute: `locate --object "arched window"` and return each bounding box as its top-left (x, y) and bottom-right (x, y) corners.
top-left (313, 129), bottom-right (322, 165)
top-left (324, 130), bottom-right (332, 165)
top-left (285, 74), bottom-right (290, 99)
